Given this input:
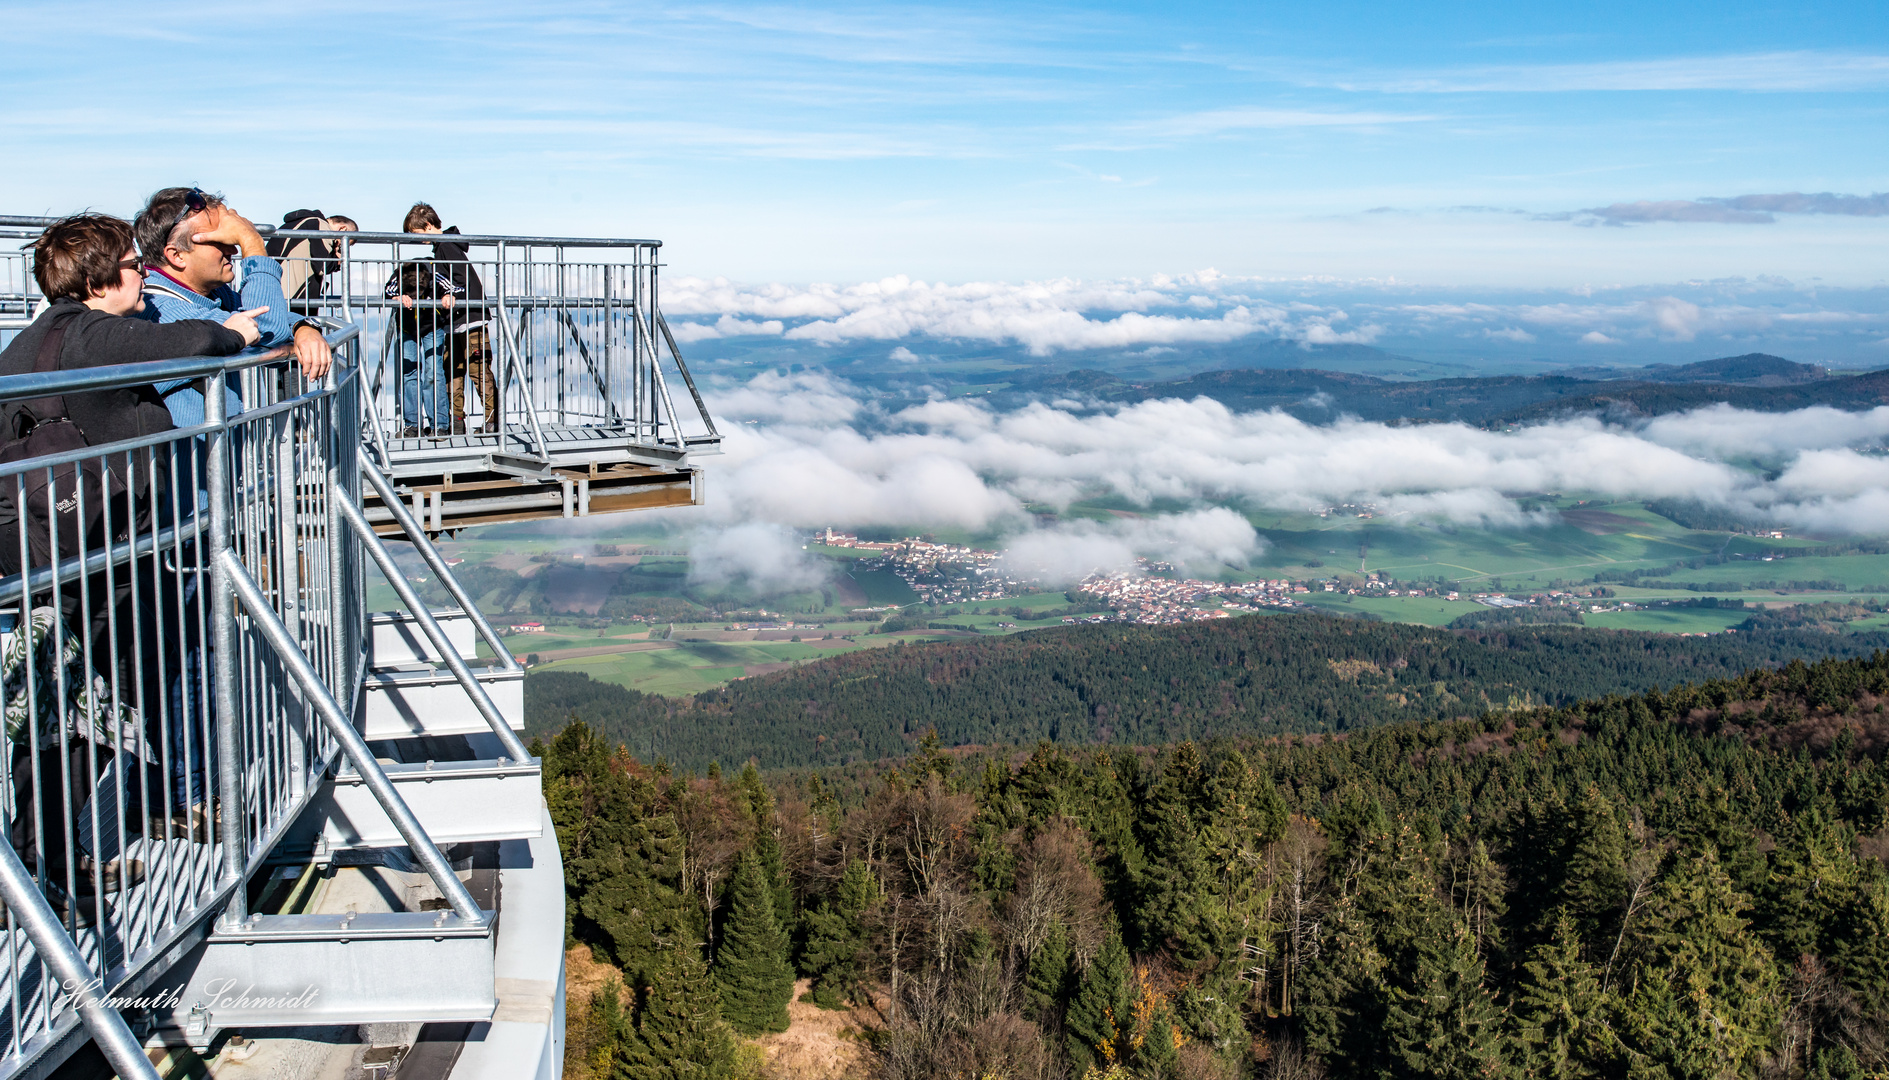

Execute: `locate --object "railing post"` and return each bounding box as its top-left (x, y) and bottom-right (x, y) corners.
top-left (204, 375), bottom-right (246, 927)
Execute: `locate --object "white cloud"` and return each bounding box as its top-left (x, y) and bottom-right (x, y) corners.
top-left (889, 346), bottom-right (919, 361)
top-left (1483, 327), bottom-right (1537, 343)
top-left (687, 522), bottom-right (831, 593)
top-left (659, 272), bottom-right (1886, 356)
top-left (1000, 508), bottom-right (1265, 586)
top-left (1351, 51), bottom-right (1889, 93)
top-left (664, 373), bottom-right (1889, 596)
top-left (687, 372), bottom-right (1854, 529)
top-left (665, 313), bottom-right (787, 343)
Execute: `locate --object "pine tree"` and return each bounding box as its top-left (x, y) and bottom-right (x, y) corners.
top-left (1133, 742), bottom-right (1219, 964)
top-left (584, 975), bottom-right (627, 1080)
top-left (1756, 805), bottom-right (1855, 963)
top-left (622, 945), bottom-right (738, 1080)
top-left (1382, 921), bottom-right (1511, 1079)
top-left (712, 849), bottom-right (796, 1035)
top-left (1023, 920), bottom-right (1072, 1021)
top-left (1065, 928), bottom-right (1133, 1075)
top-left (1616, 848), bottom-right (1781, 1079)
top-left (800, 859), bottom-right (880, 1009)
top-left (1512, 911), bottom-right (1606, 1080)
top-left (737, 762), bottom-right (793, 929)
top-left (1828, 877), bottom-right (1889, 1020)
top-left (581, 809), bottom-right (699, 985)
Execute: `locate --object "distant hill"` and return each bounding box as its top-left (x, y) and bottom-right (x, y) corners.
top-left (524, 612), bottom-right (1889, 769)
top-left (1559, 352), bottom-right (1828, 386)
top-left (1002, 352), bottom-right (1889, 425)
top-left (1640, 352), bottom-right (1828, 385)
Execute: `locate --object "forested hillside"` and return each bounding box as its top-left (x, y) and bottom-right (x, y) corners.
top-left (525, 613), bottom-right (1889, 769)
top-left (549, 649), bottom-right (1889, 1079)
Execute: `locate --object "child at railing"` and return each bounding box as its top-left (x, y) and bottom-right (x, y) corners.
top-left (384, 204), bottom-right (464, 438)
top-left (432, 224), bottom-right (495, 435)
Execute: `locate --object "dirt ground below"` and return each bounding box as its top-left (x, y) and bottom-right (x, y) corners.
top-left (752, 979), bottom-right (880, 1080)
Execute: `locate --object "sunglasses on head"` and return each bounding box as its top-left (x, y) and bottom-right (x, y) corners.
top-left (163, 188), bottom-right (211, 247)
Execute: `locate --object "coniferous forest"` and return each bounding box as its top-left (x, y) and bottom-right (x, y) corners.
top-left (544, 643), bottom-right (1889, 1080)
top-left (526, 612), bottom-right (1889, 770)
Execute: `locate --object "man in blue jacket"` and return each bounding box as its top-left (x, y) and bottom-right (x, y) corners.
top-left (132, 187), bottom-right (333, 426)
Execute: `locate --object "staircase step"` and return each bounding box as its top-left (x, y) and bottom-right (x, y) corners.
top-left (359, 666), bottom-right (523, 741)
top-left (368, 609), bottom-right (479, 665)
top-left (145, 912), bottom-right (495, 1037)
top-left (306, 758), bottom-right (543, 851)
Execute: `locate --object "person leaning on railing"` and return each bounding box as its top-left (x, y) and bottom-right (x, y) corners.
top-left (131, 187), bottom-right (332, 430)
top-left (0, 213), bottom-right (261, 912)
top-left (265, 208), bottom-right (357, 317)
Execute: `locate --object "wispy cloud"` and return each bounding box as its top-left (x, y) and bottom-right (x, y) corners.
top-left (1127, 107), bottom-right (1438, 138)
top-left (1340, 51), bottom-right (1889, 93)
top-left (664, 271), bottom-right (1888, 355)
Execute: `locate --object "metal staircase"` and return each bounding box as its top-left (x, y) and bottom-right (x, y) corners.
top-left (0, 249), bottom-right (675, 1075)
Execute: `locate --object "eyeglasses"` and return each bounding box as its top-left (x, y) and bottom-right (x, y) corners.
top-left (162, 188), bottom-right (211, 249)
top-left (117, 258), bottom-right (147, 278)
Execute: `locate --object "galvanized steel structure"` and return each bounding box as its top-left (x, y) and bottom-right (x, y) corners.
top-left (0, 222), bottom-right (719, 1078)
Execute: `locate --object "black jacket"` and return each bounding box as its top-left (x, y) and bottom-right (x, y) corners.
top-left (431, 227), bottom-right (487, 307)
top-left (383, 261), bottom-right (465, 340)
top-left (0, 299), bottom-right (246, 447)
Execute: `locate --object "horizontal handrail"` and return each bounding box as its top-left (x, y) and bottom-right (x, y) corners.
top-left (0, 324), bottom-right (358, 403)
top-left (0, 217), bottom-right (660, 249)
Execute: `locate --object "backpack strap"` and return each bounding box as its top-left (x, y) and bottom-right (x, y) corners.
top-left (15, 308), bottom-right (82, 436)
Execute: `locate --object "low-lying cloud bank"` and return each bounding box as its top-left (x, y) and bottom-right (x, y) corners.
top-left (1572, 191), bottom-right (1889, 227)
top-left (673, 373), bottom-right (1889, 590)
top-left (662, 272), bottom-right (1886, 355)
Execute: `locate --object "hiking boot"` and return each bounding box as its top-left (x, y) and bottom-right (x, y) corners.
top-left (399, 425), bottom-right (420, 439)
top-left (152, 803), bottom-right (221, 842)
top-left (43, 882), bottom-right (94, 927)
top-left (449, 418), bottom-right (468, 436)
top-left (480, 418), bottom-right (501, 434)
top-left (78, 857), bottom-right (146, 892)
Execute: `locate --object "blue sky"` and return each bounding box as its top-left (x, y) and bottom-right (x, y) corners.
top-left (5, 0), bottom-right (1886, 288)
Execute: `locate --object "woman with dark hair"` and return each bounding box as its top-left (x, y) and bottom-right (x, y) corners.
top-left (0, 213), bottom-right (262, 913)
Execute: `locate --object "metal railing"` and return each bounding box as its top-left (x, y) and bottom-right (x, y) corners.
top-left (0, 223), bottom-right (720, 479)
top-left (0, 325), bottom-right (514, 1079)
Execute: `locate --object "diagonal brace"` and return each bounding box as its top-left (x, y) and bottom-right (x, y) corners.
top-left (358, 460), bottom-right (518, 671)
top-left (332, 496), bottom-right (531, 762)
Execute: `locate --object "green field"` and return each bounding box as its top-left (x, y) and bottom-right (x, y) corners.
top-left (1584, 608), bottom-right (1754, 634)
top-left (847, 567), bottom-right (921, 606)
top-left (534, 635), bottom-right (917, 696)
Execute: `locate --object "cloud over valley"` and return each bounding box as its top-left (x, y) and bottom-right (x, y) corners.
top-left (669, 369), bottom-right (1889, 589)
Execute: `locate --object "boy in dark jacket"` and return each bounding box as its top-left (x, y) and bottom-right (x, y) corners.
top-left (383, 258), bottom-right (461, 437)
top-left (432, 224), bottom-right (497, 434)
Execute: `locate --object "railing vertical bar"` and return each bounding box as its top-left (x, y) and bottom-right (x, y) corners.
top-left (204, 375), bottom-right (244, 927)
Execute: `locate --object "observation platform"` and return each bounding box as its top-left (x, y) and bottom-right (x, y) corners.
top-left (0, 215), bottom-right (723, 1080)
top-left (0, 219), bottom-right (722, 535)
